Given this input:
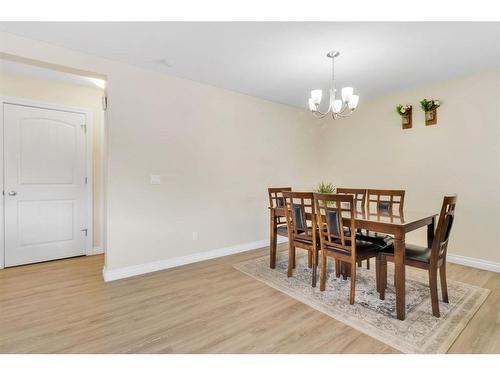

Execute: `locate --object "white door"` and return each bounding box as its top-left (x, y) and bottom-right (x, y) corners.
top-left (3, 103), bottom-right (89, 267)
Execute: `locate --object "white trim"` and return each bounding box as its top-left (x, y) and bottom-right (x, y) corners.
top-left (97, 108), bottom-right (106, 253)
top-left (103, 236), bottom-right (289, 282)
top-left (92, 246), bottom-right (104, 255)
top-left (448, 253), bottom-right (500, 273)
top-left (0, 101), bottom-right (4, 269)
top-left (0, 96), bottom-right (94, 267)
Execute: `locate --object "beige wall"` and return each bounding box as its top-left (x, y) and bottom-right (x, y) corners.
top-left (0, 70), bottom-right (104, 249)
top-left (103, 61), bottom-right (320, 269)
top-left (317, 68), bottom-right (500, 263)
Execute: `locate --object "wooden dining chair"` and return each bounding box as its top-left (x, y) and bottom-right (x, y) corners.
top-left (336, 188), bottom-right (367, 214)
top-left (358, 189), bottom-right (406, 248)
top-left (313, 193), bottom-right (386, 304)
top-left (268, 187), bottom-right (292, 269)
top-left (377, 195), bottom-right (457, 317)
top-left (282, 191), bottom-right (319, 287)
top-left (337, 188), bottom-right (371, 269)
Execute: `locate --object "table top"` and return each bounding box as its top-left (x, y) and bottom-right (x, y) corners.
top-left (350, 210), bottom-right (437, 226)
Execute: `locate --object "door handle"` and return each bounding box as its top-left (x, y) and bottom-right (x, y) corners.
top-left (8, 191), bottom-right (17, 196)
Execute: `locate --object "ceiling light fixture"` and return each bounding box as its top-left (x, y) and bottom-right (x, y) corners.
top-left (308, 50), bottom-right (359, 119)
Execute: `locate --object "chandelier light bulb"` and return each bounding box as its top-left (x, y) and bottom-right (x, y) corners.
top-left (348, 95), bottom-right (359, 109)
top-left (341, 87), bottom-right (353, 103)
top-left (333, 99), bottom-right (343, 113)
top-left (311, 89), bottom-right (323, 105)
top-left (308, 98), bottom-right (316, 111)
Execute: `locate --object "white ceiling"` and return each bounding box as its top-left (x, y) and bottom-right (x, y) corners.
top-left (1, 22), bottom-right (499, 108)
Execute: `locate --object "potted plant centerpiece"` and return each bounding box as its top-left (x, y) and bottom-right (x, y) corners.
top-left (315, 181), bottom-right (336, 194)
top-left (315, 182), bottom-right (336, 207)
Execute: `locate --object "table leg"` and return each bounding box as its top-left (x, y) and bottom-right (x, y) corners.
top-left (394, 230), bottom-right (406, 320)
top-left (427, 216), bottom-right (435, 248)
top-left (270, 210), bottom-right (277, 269)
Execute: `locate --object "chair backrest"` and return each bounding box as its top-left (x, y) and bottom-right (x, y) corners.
top-left (282, 191), bottom-right (316, 244)
top-left (268, 187), bottom-right (292, 210)
top-left (367, 189), bottom-right (405, 215)
top-left (336, 188), bottom-right (367, 214)
top-left (313, 193), bottom-right (356, 258)
top-left (431, 195), bottom-right (457, 263)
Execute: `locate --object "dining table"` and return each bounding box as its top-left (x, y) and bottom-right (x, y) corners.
top-left (350, 208), bottom-right (438, 320)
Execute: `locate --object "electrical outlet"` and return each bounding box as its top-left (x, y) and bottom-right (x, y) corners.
top-left (192, 232), bottom-right (198, 241)
top-left (150, 175), bottom-right (161, 185)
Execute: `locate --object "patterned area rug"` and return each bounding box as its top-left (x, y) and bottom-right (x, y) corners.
top-left (234, 254), bottom-right (490, 353)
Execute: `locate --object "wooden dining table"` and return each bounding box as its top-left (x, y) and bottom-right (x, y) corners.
top-left (351, 209), bottom-right (438, 320)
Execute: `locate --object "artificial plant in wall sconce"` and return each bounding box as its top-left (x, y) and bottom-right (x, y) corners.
top-left (420, 99), bottom-right (441, 126)
top-left (396, 104), bottom-right (412, 129)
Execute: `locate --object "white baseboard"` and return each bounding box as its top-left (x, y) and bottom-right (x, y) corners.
top-left (103, 236), bottom-right (288, 282)
top-left (93, 246), bottom-right (104, 255)
top-left (447, 253), bottom-right (500, 273)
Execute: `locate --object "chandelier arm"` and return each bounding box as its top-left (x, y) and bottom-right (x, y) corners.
top-left (336, 110), bottom-right (355, 118)
top-left (312, 111), bottom-right (329, 119)
top-left (313, 106), bottom-right (331, 117)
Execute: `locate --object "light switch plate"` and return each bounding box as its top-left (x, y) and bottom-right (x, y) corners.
top-left (150, 175), bottom-right (161, 185)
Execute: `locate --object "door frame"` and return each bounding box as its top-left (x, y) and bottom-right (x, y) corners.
top-left (0, 96), bottom-right (95, 268)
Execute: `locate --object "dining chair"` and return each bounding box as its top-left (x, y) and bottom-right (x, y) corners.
top-left (358, 189), bottom-right (406, 248)
top-left (282, 191), bottom-right (319, 287)
top-left (313, 193), bottom-right (387, 304)
top-left (268, 187), bottom-right (292, 269)
top-left (336, 188), bottom-right (367, 213)
top-left (377, 195), bottom-right (457, 317)
top-left (337, 188), bottom-right (371, 269)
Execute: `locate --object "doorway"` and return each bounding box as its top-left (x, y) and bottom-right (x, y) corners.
top-left (0, 57), bottom-right (106, 268)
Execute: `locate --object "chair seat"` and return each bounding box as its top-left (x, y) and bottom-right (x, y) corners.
top-left (295, 237), bottom-right (314, 246)
top-left (325, 239), bottom-right (382, 258)
top-left (277, 225), bottom-right (289, 237)
top-left (356, 232), bottom-right (394, 247)
top-left (379, 243), bottom-right (432, 263)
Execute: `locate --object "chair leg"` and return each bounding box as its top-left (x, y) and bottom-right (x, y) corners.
top-left (320, 252), bottom-right (327, 291)
top-left (292, 246), bottom-right (296, 269)
top-left (308, 251), bottom-right (313, 268)
top-left (440, 263), bottom-right (449, 303)
top-left (379, 256), bottom-right (387, 300)
top-left (269, 214), bottom-right (277, 269)
top-left (287, 242), bottom-right (294, 277)
top-left (429, 267), bottom-right (440, 318)
top-left (335, 259), bottom-right (341, 278)
top-left (366, 258), bottom-right (370, 270)
top-left (376, 256), bottom-right (380, 293)
top-left (342, 262), bottom-right (348, 280)
top-left (357, 260), bottom-right (362, 267)
top-left (311, 250), bottom-right (317, 287)
top-left (349, 262), bottom-right (356, 305)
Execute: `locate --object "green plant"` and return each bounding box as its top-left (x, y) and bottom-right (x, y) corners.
top-left (396, 104), bottom-right (412, 116)
top-left (315, 181), bottom-right (336, 194)
top-left (419, 98), bottom-right (440, 112)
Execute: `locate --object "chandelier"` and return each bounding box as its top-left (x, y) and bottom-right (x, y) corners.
top-left (308, 50), bottom-right (359, 119)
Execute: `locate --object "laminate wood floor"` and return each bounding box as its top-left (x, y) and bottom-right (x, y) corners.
top-left (0, 244), bottom-right (498, 353)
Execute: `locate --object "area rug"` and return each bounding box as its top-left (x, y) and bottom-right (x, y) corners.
top-left (233, 254), bottom-right (490, 353)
